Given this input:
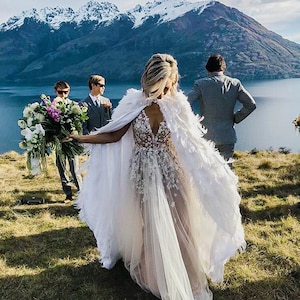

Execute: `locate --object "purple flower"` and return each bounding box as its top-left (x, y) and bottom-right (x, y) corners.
top-left (47, 106), bottom-right (61, 122)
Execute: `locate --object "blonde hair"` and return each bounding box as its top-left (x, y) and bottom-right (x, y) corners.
top-left (141, 53), bottom-right (179, 99)
top-left (88, 75), bottom-right (105, 90)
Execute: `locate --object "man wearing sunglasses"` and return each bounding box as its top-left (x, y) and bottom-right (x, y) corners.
top-left (54, 81), bottom-right (82, 202)
top-left (80, 75), bottom-right (112, 135)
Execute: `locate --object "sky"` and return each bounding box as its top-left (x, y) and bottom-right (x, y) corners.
top-left (0, 0), bottom-right (299, 44)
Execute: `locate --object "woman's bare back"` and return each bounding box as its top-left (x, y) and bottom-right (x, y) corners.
top-left (143, 103), bottom-right (164, 135)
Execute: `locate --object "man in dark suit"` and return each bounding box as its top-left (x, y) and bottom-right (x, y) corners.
top-left (54, 81), bottom-right (82, 202)
top-left (80, 75), bottom-right (112, 135)
top-left (187, 54), bottom-right (256, 166)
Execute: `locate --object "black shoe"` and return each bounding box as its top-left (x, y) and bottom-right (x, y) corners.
top-left (65, 195), bottom-right (73, 201)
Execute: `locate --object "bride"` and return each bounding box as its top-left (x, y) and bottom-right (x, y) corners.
top-left (70, 53), bottom-right (246, 300)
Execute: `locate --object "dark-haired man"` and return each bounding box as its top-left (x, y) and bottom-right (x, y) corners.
top-left (187, 54), bottom-right (256, 166)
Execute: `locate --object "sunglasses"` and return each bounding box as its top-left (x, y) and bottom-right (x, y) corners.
top-left (57, 90), bottom-right (69, 95)
top-left (96, 83), bottom-right (105, 87)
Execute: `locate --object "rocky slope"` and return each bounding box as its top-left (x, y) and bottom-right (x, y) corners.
top-left (0, 0), bottom-right (299, 84)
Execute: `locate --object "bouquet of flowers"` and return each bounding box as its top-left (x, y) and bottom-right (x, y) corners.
top-left (18, 94), bottom-right (88, 175)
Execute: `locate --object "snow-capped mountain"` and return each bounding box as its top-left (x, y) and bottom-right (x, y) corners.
top-left (0, 7), bottom-right (75, 31)
top-left (73, 1), bottom-right (120, 25)
top-left (0, 1), bottom-right (121, 31)
top-left (128, 0), bottom-right (212, 27)
top-left (0, 0), bottom-right (300, 84)
top-left (0, 0), bottom-right (212, 31)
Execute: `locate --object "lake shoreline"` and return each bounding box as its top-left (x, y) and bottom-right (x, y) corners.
top-left (1, 78), bottom-right (300, 154)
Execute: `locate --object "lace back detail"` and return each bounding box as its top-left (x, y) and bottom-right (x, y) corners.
top-left (130, 110), bottom-right (182, 194)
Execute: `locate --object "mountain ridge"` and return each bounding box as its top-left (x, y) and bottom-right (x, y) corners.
top-left (0, 0), bottom-right (211, 31)
top-left (0, 0), bottom-right (299, 84)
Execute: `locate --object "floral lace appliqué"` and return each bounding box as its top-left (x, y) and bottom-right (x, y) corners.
top-left (130, 110), bottom-right (182, 194)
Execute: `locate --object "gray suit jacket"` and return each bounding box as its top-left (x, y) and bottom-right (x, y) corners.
top-left (80, 95), bottom-right (112, 135)
top-left (187, 72), bottom-right (256, 145)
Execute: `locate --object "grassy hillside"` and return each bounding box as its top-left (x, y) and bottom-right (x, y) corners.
top-left (0, 150), bottom-right (299, 299)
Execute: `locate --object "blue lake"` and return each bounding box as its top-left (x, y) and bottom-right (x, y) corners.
top-left (0, 78), bottom-right (300, 154)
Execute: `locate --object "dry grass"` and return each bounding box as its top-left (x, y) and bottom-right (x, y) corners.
top-left (0, 150), bottom-right (300, 299)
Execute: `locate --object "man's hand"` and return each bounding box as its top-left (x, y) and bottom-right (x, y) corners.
top-left (68, 134), bottom-right (82, 142)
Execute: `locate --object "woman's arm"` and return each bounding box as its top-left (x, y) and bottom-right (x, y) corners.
top-left (70, 123), bottom-right (131, 144)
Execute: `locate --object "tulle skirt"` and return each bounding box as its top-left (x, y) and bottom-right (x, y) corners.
top-left (77, 142), bottom-right (214, 299)
top-left (124, 145), bottom-right (213, 299)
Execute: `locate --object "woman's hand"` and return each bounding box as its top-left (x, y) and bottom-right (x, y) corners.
top-left (67, 123), bottom-right (131, 144)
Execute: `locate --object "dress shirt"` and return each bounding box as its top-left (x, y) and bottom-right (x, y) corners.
top-left (89, 94), bottom-right (101, 106)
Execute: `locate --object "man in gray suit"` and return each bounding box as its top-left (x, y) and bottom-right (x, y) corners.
top-left (187, 54), bottom-right (256, 165)
top-left (80, 74), bottom-right (112, 135)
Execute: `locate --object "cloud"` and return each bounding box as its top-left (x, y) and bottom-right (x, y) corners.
top-left (217, 0), bottom-right (300, 43)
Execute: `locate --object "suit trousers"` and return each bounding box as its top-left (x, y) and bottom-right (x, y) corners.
top-left (215, 143), bottom-right (234, 168)
top-left (56, 154), bottom-right (82, 198)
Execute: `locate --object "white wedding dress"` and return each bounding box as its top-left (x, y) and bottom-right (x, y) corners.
top-left (76, 89), bottom-right (245, 300)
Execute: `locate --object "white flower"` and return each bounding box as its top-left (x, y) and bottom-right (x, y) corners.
top-left (19, 141), bottom-right (27, 149)
top-left (21, 127), bottom-right (34, 141)
top-left (31, 136), bottom-right (37, 144)
top-left (34, 123), bottom-right (45, 136)
top-left (23, 107), bottom-right (32, 118)
top-left (30, 102), bottom-right (39, 110)
top-left (18, 119), bottom-right (27, 129)
top-left (26, 142), bottom-right (34, 151)
top-left (41, 94), bottom-right (51, 105)
top-left (65, 98), bottom-right (72, 104)
top-left (53, 97), bottom-right (64, 104)
top-left (40, 94), bottom-right (48, 101)
top-left (35, 113), bottom-right (45, 122)
top-left (71, 104), bottom-right (81, 114)
top-left (27, 117), bottom-right (33, 127)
